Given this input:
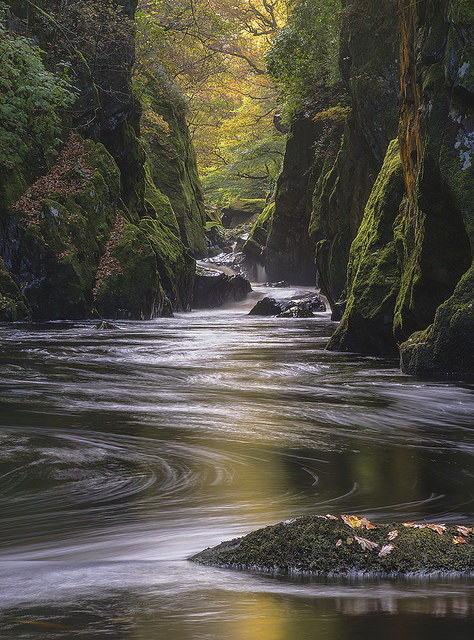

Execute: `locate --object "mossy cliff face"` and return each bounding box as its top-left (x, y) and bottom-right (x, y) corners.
top-left (329, 0), bottom-right (473, 365)
top-left (0, 1), bottom-right (203, 320)
top-left (266, 0), bottom-right (400, 296)
top-left (265, 116), bottom-right (323, 284)
top-left (327, 140), bottom-right (405, 354)
top-left (142, 77), bottom-right (207, 258)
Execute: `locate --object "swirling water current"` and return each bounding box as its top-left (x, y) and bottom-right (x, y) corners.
top-left (0, 285), bottom-right (473, 639)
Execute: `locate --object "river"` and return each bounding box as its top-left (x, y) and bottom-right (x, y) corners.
top-left (1, 285), bottom-right (473, 639)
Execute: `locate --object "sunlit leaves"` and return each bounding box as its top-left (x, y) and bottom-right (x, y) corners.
top-left (452, 537), bottom-right (467, 545)
top-left (388, 530), bottom-right (399, 541)
top-left (341, 515), bottom-right (376, 530)
top-left (136, 0), bottom-right (284, 177)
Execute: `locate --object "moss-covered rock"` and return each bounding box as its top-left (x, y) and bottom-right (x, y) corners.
top-left (400, 261), bottom-right (474, 377)
top-left (242, 202), bottom-right (275, 264)
top-left (191, 514), bottom-right (474, 576)
top-left (0, 1), bottom-right (206, 321)
top-left (94, 215), bottom-right (194, 319)
top-left (266, 0), bottom-right (400, 296)
top-left (265, 116), bottom-right (325, 284)
top-left (0, 257), bottom-right (30, 321)
top-left (327, 140), bottom-right (405, 353)
top-left (220, 199), bottom-right (266, 229)
top-left (141, 76), bottom-right (207, 257)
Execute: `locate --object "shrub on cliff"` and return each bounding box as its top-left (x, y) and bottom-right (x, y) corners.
top-left (0, 10), bottom-right (74, 168)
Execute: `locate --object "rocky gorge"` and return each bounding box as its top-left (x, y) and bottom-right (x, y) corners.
top-left (0, 0), bottom-right (472, 378)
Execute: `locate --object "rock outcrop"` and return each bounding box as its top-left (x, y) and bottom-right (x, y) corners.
top-left (329, 0), bottom-right (473, 373)
top-left (193, 267), bottom-right (251, 309)
top-left (263, 0), bottom-right (400, 304)
top-left (0, 0), bottom-right (205, 320)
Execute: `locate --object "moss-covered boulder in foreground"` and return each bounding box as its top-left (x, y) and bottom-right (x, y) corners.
top-left (191, 514), bottom-right (474, 577)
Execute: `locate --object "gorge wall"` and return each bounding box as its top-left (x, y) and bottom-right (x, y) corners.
top-left (328, 0), bottom-right (473, 377)
top-left (0, 0), bottom-right (206, 321)
top-left (262, 0), bottom-right (472, 376)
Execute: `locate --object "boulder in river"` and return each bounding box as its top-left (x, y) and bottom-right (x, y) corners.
top-left (248, 297), bottom-right (282, 316)
top-left (191, 514), bottom-right (474, 576)
top-left (249, 293), bottom-right (326, 317)
top-left (193, 268), bottom-right (252, 309)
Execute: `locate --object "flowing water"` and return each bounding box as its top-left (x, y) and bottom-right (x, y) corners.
top-left (1, 285), bottom-right (473, 639)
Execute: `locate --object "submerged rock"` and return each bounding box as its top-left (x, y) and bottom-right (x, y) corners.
top-left (193, 269), bottom-right (251, 308)
top-left (191, 515), bottom-right (474, 577)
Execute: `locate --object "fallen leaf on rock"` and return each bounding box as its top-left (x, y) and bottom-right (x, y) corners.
top-left (354, 535), bottom-right (378, 550)
top-left (378, 544), bottom-right (394, 557)
top-left (427, 524), bottom-right (446, 534)
top-left (388, 530), bottom-right (399, 540)
top-left (325, 514), bottom-right (339, 520)
top-left (403, 522), bottom-right (415, 528)
top-left (452, 537), bottom-right (467, 544)
top-left (456, 526), bottom-right (473, 536)
top-left (341, 515), bottom-right (376, 529)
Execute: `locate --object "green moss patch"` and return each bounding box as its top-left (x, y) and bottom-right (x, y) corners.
top-left (191, 514), bottom-right (474, 577)
top-left (400, 261), bottom-right (474, 377)
top-left (327, 140), bottom-right (405, 354)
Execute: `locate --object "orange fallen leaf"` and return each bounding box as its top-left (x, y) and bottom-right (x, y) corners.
top-left (456, 526), bottom-right (473, 536)
top-left (452, 537), bottom-right (467, 544)
top-left (427, 524), bottom-right (446, 534)
top-left (388, 530), bottom-right (399, 540)
top-left (341, 515), bottom-right (376, 529)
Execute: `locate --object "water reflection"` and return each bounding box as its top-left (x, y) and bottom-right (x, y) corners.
top-left (0, 289), bottom-right (473, 637)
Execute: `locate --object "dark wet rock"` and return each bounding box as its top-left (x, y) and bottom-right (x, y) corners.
top-left (264, 281), bottom-right (289, 288)
top-left (249, 293), bottom-right (326, 316)
top-left (292, 293), bottom-right (326, 313)
top-left (248, 297), bottom-right (282, 316)
top-left (95, 320), bottom-right (119, 330)
top-left (277, 306), bottom-right (313, 318)
top-left (191, 515), bottom-right (474, 576)
top-left (221, 199), bottom-right (266, 229)
top-left (193, 269), bottom-right (251, 309)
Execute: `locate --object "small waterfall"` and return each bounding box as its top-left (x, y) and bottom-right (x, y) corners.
top-left (256, 264), bottom-right (268, 283)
